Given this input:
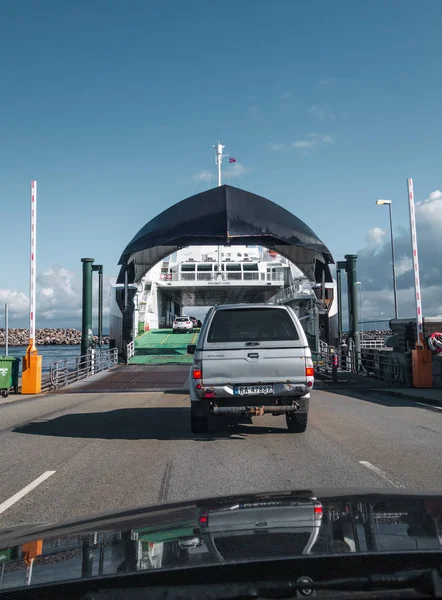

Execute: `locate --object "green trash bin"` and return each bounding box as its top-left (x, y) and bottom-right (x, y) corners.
top-left (0, 356), bottom-right (20, 398)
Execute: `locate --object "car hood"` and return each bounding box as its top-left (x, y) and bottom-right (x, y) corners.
top-left (0, 488), bottom-right (441, 591)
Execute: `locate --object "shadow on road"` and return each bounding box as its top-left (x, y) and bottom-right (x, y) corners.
top-left (13, 407), bottom-right (289, 441)
top-left (316, 383), bottom-right (437, 409)
top-left (145, 330), bottom-right (173, 335)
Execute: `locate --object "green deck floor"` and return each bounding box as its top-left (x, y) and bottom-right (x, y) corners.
top-left (129, 328), bottom-right (199, 365)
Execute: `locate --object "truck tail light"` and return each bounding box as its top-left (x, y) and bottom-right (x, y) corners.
top-left (305, 356), bottom-right (314, 377)
top-left (314, 503), bottom-right (323, 520)
top-left (193, 361), bottom-right (202, 380)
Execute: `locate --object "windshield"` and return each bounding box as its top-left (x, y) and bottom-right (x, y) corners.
top-left (1, 1), bottom-right (442, 594)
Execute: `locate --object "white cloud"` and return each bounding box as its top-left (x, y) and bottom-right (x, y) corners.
top-left (0, 266), bottom-right (110, 327)
top-left (308, 104), bottom-right (336, 120)
top-left (395, 256), bottom-right (413, 277)
top-left (268, 143), bottom-right (285, 152)
top-left (316, 77), bottom-right (334, 86)
top-left (269, 133), bottom-right (334, 152)
top-left (0, 289), bottom-right (29, 318)
top-left (365, 227), bottom-right (387, 247)
top-left (193, 169), bottom-right (213, 183)
top-left (247, 105), bottom-right (259, 117)
top-left (357, 285), bottom-right (442, 324)
top-left (224, 162), bottom-right (250, 179)
top-left (357, 188), bottom-right (442, 319)
top-left (280, 90), bottom-right (294, 100)
top-left (193, 162), bottom-right (250, 183)
top-left (416, 190), bottom-right (442, 227)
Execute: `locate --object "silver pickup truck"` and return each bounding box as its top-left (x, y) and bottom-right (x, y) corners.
top-left (187, 304), bottom-right (314, 434)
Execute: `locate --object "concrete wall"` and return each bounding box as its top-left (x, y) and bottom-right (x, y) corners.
top-left (433, 356), bottom-right (442, 389)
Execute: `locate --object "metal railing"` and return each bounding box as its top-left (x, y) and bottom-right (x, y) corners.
top-left (314, 346), bottom-right (409, 386)
top-left (50, 348), bottom-right (118, 390)
top-left (127, 341), bottom-right (135, 359)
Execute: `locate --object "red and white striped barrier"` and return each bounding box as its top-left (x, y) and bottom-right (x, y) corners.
top-left (30, 180), bottom-right (37, 349)
top-left (407, 178), bottom-right (423, 346)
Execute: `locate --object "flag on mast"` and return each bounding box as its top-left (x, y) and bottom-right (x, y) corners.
top-left (229, 156), bottom-right (237, 163)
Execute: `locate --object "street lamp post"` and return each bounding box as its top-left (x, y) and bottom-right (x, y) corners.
top-left (376, 200), bottom-right (398, 319)
top-left (356, 282), bottom-right (363, 339)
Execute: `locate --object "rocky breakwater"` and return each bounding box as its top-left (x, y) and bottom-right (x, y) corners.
top-left (0, 329), bottom-right (110, 346)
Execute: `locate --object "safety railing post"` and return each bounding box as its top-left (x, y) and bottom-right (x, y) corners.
top-left (48, 348), bottom-right (117, 390)
top-left (331, 348), bottom-right (338, 382)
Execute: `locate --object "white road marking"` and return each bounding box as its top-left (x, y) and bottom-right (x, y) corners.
top-left (359, 461), bottom-right (404, 488)
top-left (415, 402), bottom-right (442, 411)
top-left (0, 471), bottom-right (56, 514)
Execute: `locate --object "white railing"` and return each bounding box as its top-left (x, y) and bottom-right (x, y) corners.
top-left (197, 273), bottom-right (212, 281)
top-left (360, 338), bottom-right (387, 349)
top-left (267, 272), bottom-right (284, 281)
top-left (158, 271), bottom-right (283, 283)
top-left (319, 340), bottom-right (329, 354)
top-left (50, 348), bottom-right (118, 390)
top-left (276, 281), bottom-right (315, 304)
top-left (127, 341), bottom-right (135, 359)
top-left (243, 272), bottom-right (260, 281)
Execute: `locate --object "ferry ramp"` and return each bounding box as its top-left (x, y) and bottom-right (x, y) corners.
top-left (129, 328), bottom-right (199, 365)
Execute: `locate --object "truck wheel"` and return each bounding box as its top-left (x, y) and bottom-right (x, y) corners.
top-left (286, 412), bottom-right (308, 433)
top-left (191, 413), bottom-right (208, 434)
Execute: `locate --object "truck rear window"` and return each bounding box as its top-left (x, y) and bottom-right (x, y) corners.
top-left (213, 532), bottom-right (311, 560)
top-left (207, 308), bottom-right (300, 342)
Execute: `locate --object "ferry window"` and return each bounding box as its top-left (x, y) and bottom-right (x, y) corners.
top-left (197, 264), bottom-right (212, 272)
top-left (243, 263), bottom-right (258, 271)
top-left (181, 263), bottom-right (195, 272)
top-left (226, 263), bottom-right (241, 271)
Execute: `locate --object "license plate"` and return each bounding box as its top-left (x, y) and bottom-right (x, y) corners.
top-left (234, 385), bottom-right (274, 395)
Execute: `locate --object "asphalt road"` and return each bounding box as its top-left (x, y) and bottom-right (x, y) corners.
top-left (0, 385), bottom-right (441, 529)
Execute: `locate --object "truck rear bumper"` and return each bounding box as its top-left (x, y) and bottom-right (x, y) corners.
top-left (191, 395), bottom-right (310, 418)
top-left (202, 382), bottom-right (312, 398)
top-left (212, 403), bottom-right (306, 415)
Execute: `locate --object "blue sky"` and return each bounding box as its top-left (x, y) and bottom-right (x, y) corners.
top-left (1, 0), bottom-right (442, 326)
